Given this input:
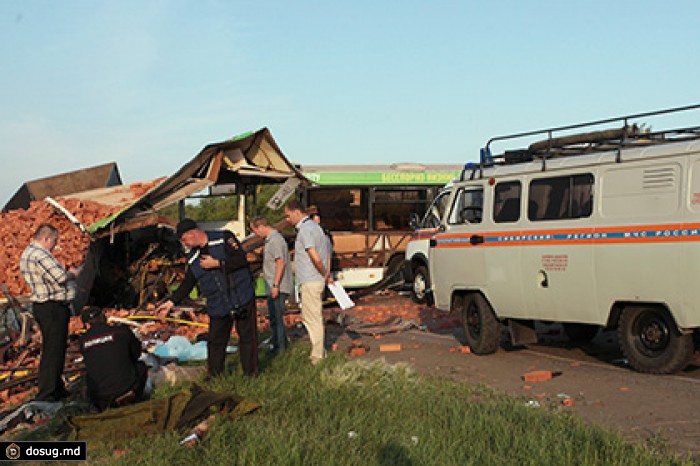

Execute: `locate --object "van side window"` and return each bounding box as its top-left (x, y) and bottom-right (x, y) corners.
top-left (528, 174), bottom-right (593, 221)
top-left (448, 187), bottom-right (483, 224)
top-left (493, 181), bottom-right (521, 223)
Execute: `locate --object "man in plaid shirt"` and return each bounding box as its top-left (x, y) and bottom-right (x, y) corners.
top-left (20, 223), bottom-right (82, 401)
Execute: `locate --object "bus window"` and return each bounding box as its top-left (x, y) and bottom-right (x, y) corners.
top-left (528, 174), bottom-right (593, 221)
top-left (373, 189), bottom-right (429, 231)
top-left (308, 188), bottom-right (368, 231)
top-left (493, 181), bottom-right (521, 223)
top-left (449, 187), bottom-right (483, 224)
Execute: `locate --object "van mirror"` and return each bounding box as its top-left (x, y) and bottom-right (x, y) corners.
top-left (409, 213), bottom-right (420, 230)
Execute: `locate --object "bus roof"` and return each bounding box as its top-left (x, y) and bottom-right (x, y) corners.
top-left (301, 163), bottom-right (463, 185)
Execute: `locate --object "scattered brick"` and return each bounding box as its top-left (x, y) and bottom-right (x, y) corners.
top-left (522, 370), bottom-right (562, 382)
top-left (349, 347), bottom-right (367, 357)
top-left (379, 344), bottom-right (402, 352)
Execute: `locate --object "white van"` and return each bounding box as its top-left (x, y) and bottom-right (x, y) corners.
top-left (429, 105), bottom-right (700, 374)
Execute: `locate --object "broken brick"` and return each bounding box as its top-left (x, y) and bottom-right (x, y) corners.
top-left (349, 347), bottom-right (367, 356)
top-left (522, 370), bottom-right (562, 382)
top-left (379, 344), bottom-right (402, 352)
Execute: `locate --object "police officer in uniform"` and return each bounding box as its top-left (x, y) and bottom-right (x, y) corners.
top-left (79, 307), bottom-right (148, 411)
top-left (157, 219), bottom-right (258, 377)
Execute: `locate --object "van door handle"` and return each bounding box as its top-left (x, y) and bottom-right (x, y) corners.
top-left (429, 238), bottom-right (437, 248)
top-left (470, 235), bottom-right (484, 245)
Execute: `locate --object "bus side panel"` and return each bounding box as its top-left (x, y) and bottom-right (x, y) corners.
top-left (596, 160), bottom-right (684, 325)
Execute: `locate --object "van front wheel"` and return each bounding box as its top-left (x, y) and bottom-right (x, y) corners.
top-left (618, 306), bottom-right (694, 374)
top-left (411, 265), bottom-right (432, 305)
top-left (461, 294), bottom-right (501, 354)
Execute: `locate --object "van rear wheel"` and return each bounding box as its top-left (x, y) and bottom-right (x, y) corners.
top-left (618, 306), bottom-right (694, 374)
top-left (461, 294), bottom-right (501, 354)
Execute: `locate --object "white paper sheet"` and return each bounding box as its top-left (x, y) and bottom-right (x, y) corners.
top-left (328, 282), bottom-right (355, 310)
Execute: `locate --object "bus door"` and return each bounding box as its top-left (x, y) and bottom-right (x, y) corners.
top-left (430, 183), bottom-right (486, 310)
top-left (520, 174), bottom-right (597, 322)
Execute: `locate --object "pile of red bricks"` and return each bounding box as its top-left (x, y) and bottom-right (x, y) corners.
top-left (0, 178), bottom-right (164, 297)
top-left (0, 201), bottom-right (91, 296)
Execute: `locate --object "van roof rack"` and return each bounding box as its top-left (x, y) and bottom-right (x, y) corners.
top-left (474, 104), bottom-right (700, 177)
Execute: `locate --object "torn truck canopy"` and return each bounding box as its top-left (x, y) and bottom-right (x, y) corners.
top-left (86, 127), bottom-right (309, 236)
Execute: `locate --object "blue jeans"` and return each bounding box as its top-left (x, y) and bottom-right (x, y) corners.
top-left (266, 289), bottom-right (289, 355)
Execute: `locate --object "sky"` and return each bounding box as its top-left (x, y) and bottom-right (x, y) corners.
top-left (1, 1), bottom-right (699, 207)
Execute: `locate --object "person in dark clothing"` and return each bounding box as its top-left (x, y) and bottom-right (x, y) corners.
top-left (156, 219), bottom-right (258, 378)
top-left (78, 307), bottom-right (148, 411)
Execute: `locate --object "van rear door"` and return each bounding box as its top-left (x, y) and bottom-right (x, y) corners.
top-left (520, 173), bottom-right (597, 322)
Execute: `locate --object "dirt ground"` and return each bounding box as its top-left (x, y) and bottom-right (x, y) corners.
top-left (318, 291), bottom-right (700, 461)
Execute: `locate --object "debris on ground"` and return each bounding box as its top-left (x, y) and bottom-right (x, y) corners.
top-left (333, 291), bottom-right (461, 335)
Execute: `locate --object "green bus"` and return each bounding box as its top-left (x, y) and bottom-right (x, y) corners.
top-left (299, 163), bottom-right (462, 287)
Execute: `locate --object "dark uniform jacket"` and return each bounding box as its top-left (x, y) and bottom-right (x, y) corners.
top-left (79, 322), bottom-right (141, 401)
top-left (170, 230), bottom-right (254, 318)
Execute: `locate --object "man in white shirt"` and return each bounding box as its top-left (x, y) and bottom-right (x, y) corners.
top-left (284, 200), bottom-right (331, 364)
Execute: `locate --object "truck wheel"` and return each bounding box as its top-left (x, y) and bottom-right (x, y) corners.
top-left (618, 306), bottom-right (694, 374)
top-left (461, 293), bottom-right (501, 354)
top-left (562, 323), bottom-right (599, 344)
top-left (411, 265), bottom-right (432, 305)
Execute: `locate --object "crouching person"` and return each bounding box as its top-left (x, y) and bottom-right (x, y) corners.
top-left (79, 307), bottom-right (148, 411)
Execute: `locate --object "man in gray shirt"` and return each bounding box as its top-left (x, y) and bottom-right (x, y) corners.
top-left (250, 216), bottom-right (293, 356)
top-left (284, 200), bottom-right (331, 364)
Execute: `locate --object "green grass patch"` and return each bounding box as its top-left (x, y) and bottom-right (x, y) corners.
top-left (7, 343), bottom-right (693, 465)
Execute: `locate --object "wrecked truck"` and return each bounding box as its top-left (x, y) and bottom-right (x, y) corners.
top-left (0, 127), bottom-right (310, 315)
